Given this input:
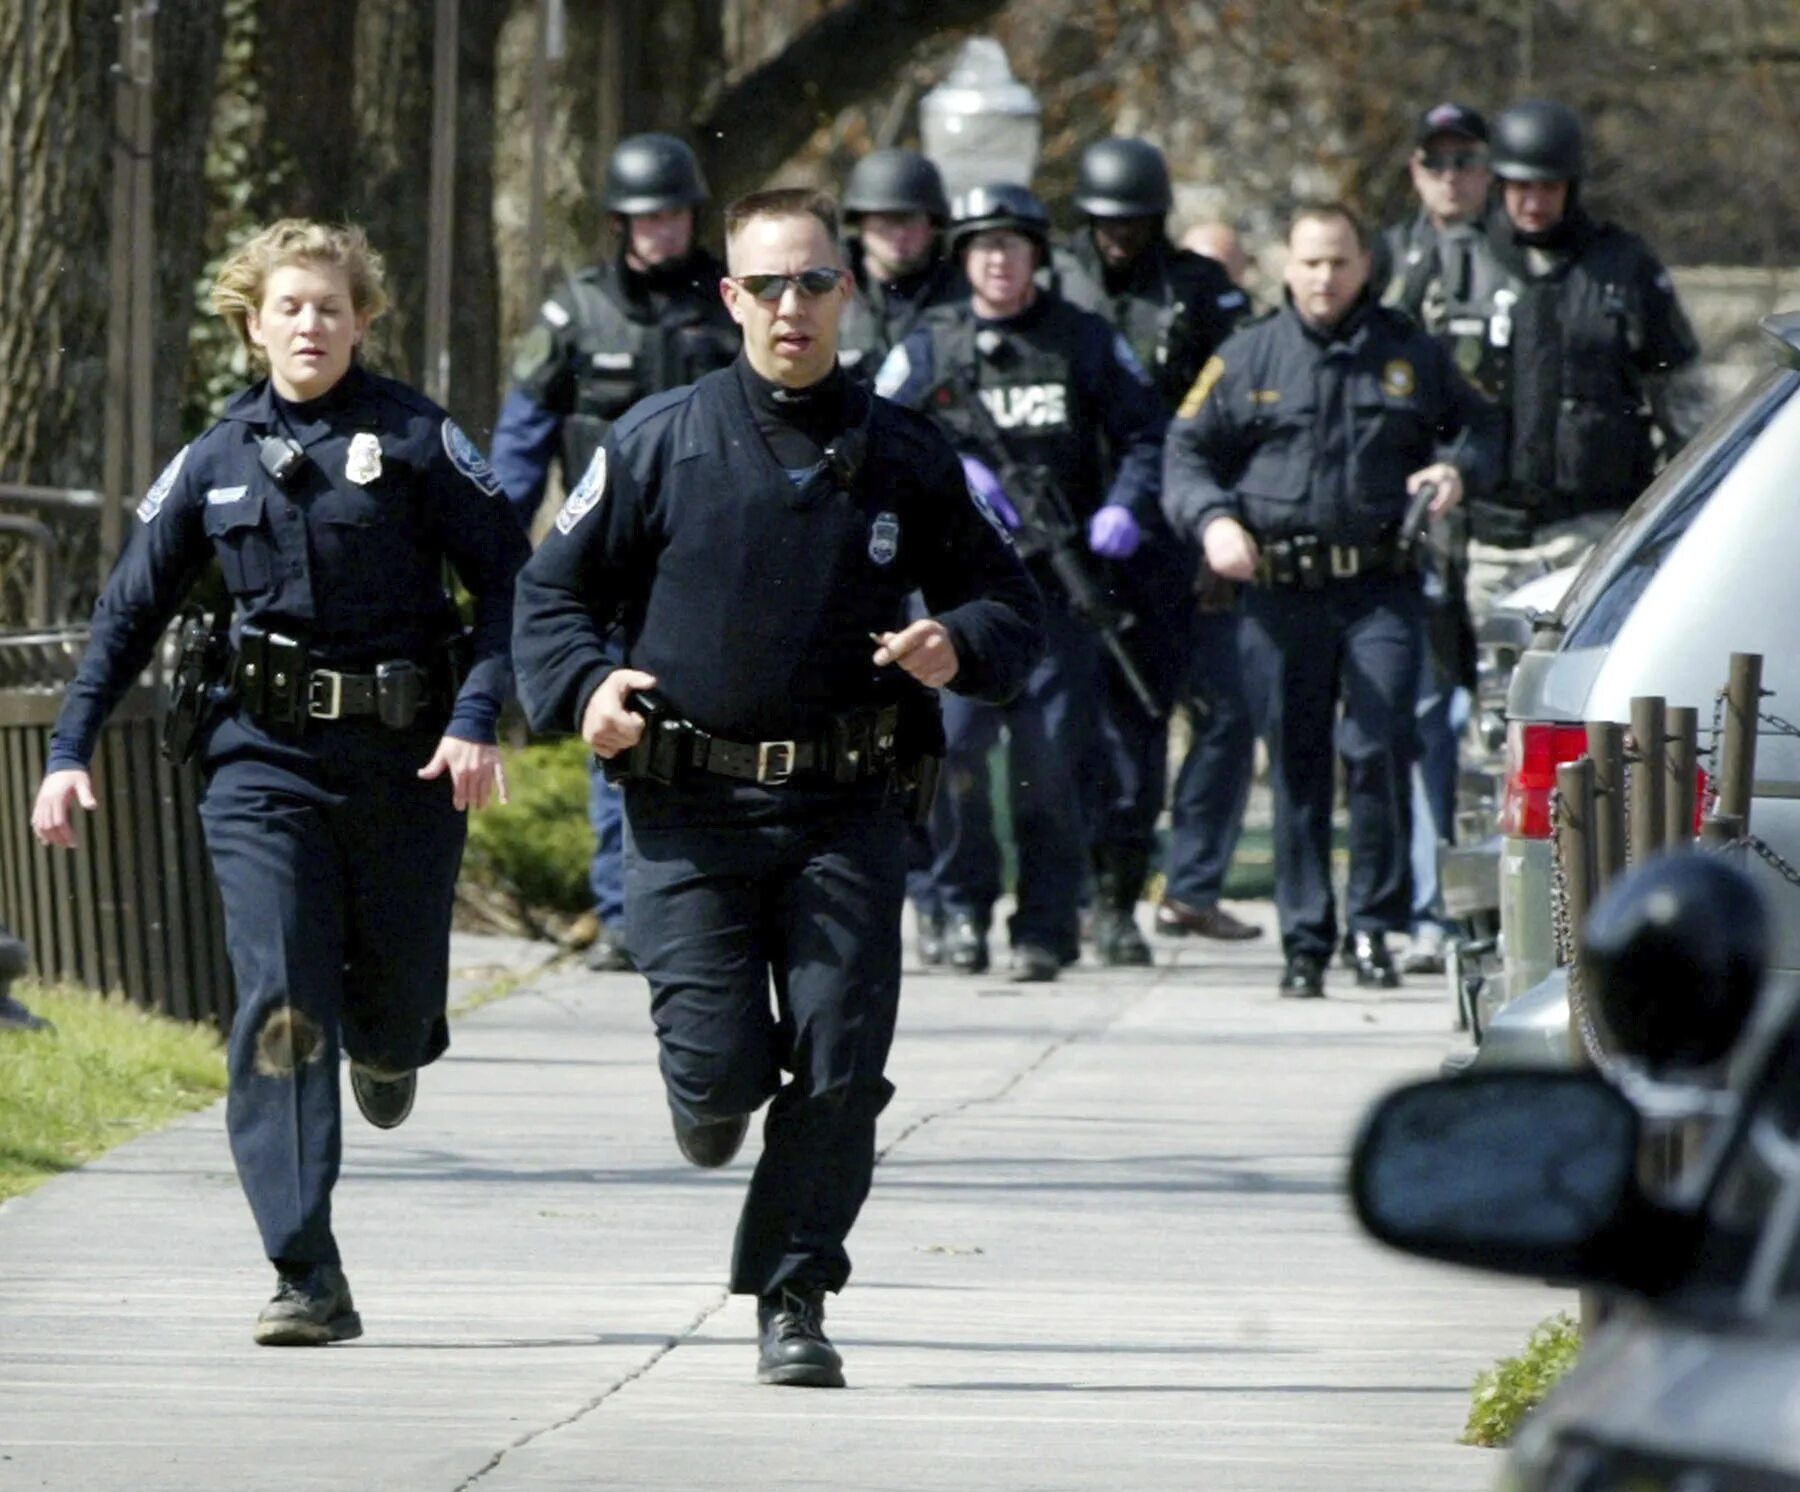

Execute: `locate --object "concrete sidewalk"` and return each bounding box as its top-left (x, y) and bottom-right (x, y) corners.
top-left (0, 915), bottom-right (1552, 1490)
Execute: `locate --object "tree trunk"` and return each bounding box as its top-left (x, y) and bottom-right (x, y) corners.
top-left (0, 0), bottom-right (117, 491)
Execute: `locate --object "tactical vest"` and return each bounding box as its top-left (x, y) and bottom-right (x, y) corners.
top-left (1054, 243), bottom-right (1234, 413)
top-left (839, 256), bottom-right (963, 382)
top-left (555, 263), bottom-right (739, 481)
top-left (1382, 218), bottom-right (1519, 404)
top-left (921, 300), bottom-right (1099, 517)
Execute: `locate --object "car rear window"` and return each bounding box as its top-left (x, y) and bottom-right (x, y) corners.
top-left (1558, 370), bottom-right (1798, 652)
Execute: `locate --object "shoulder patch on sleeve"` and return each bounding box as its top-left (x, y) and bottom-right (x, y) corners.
top-left (441, 420), bottom-right (503, 498)
top-left (1218, 289), bottom-right (1248, 310)
top-left (540, 298), bottom-right (572, 329)
top-left (554, 448), bottom-right (607, 534)
top-left (136, 444), bottom-right (190, 523)
top-left (1176, 356), bottom-right (1226, 420)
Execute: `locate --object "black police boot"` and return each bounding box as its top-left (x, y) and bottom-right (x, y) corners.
top-left (915, 909), bottom-right (947, 967)
top-left (0, 991), bottom-right (52, 1033)
top-left (1279, 953), bottom-right (1326, 999)
top-left (1007, 943), bottom-right (1061, 983)
top-left (585, 924), bottom-right (635, 973)
top-left (1350, 932), bottom-right (1402, 989)
top-left (756, 1286), bottom-right (845, 1388)
top-left (673, 1110), bottom-right (749, 1169)
top-left (945, 916), bottom-right (989, 974)
top-left (254, 1263), bottom-right (363, 1346)
top-left (1092, 847), bottom-right (1154, 968)
top-left (348, 1062), bottom-right (416, 1130)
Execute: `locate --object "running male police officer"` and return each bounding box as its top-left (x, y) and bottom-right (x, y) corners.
top-left (1165, 203), bottom-right (1500, 997)
top-left (1056, 137), bottom-right (1257, 959)
top-left (876, 183), bottom-right (1168, 982)
top-left (837, 148), bottom-right (966, 381)
top-left (512, 189), bottom-right (1041, 1388)
top-left (491, 133), bottom-right (740, 974)
top-left (1466, 99), bottom-right (1705, 614)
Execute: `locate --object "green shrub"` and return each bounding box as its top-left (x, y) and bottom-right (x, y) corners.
top-left (460, 738), bottom-right (594, 928)
top-left (1464, 1312), bottom-right (1582, 1447)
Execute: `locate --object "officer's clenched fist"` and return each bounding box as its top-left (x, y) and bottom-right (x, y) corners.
top-left (582, 668), bottom-right (659, 759)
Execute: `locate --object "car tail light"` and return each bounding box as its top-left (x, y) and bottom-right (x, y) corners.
top-left (1499, 721), bottom-right (1590, 838)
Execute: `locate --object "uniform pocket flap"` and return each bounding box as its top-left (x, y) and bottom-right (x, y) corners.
top-left (201, 487), bottom-right (265, 533)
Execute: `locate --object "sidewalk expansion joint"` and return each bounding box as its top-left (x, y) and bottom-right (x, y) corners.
top-left (452, 1290), bottom-right (730, 1489)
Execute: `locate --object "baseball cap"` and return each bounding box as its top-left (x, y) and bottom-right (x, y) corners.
top-left (1414, 102), bottom-right (1488, 147)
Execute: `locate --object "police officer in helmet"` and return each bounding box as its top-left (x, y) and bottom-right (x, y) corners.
top-left (1165, 203), bottom-right (1500, 997)
top-left (1467, 99), bottom-right (1705, 612)
top-left (513, 188), bottom-right (1040, 1387)
top-left (1058, 137), bottom-right (1259, 959)
top-left (491, 132), bottom-right (740, 976)
top-left (837, 148), bottom-right (966, 381)
top-left (878, 182), bottom-right (1168, 981)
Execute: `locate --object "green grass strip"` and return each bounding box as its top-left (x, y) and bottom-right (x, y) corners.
top-left (0, 983), bottom-right (227, 1205)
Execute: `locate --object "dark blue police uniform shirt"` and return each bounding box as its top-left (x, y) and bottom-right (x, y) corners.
top-left (512, 362), bottom-right (1045, 745)
top-left (875, 296), bottom-right (1168, 525)
top-left (50, 364), bottom-right (529, 770)
top-left (1163, 295), bottom-right (1501, 547)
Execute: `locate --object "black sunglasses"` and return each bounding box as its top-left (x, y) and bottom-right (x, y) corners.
top-left (731, 267), bottom-right (844, 302)
top-left (1420, 149), bottom-right (1488, 174)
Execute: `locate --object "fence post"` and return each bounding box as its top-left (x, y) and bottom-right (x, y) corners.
top-left (1556, 758), bottom-right (1597, 970)
top-left (1587, 721), bottom-right (1626, 891)
top-left (1701, 812), bottom-right (1743, 847)
top-left (1665, 705), bottom-right (1698, 847)
top-left (1628, 696), bottom-right (1667, 862)
top-left (1718, 653), bottom-right (1763, 836)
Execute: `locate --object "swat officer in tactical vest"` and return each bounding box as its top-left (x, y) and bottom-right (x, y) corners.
top-left (1379, 101), bottom-right (1501, 978)
top-left (1466, 99), bottom-right (1706, 613)
top-left (1165, 203), bottom-right (1501, 998)
top-left (837, 149), bottom-right (966, 382)
top-left (1056, 137), bottom-right (1258, 961)
top-left (491, 132), bottom-right (740, 974)
top-left (877, 183), bottom-right (1167, 982)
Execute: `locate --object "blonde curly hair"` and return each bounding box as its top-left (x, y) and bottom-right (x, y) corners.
top-left (211, 219), bottom-right (389, 360)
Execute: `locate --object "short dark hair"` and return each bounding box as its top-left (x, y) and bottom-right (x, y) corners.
top-left (724, 188), bottom-right (840, 256)
top-left (1288, 200), bottom-right (1366, 251)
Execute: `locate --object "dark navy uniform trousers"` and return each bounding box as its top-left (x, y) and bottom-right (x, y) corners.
top-left (200, 711), bottom-right (465, 1267)
top-left (1165, 605), bottom-right (1256, 910)
top-left (927, 604), bottom-right (1098, 960)
top-left (624, 779), bottom-right (906, 1298)
top-left (1239, 574), bottom-right (1422, 959)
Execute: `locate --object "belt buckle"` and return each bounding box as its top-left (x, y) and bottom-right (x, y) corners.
top-left (308, 669), bottom-right (345, 720)
top-left (757, 740), bottom-right (796, 785)
top-left (1329, 544), bottom-right (1361, 579)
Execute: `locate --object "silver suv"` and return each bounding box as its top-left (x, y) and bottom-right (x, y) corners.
top-left (1494, 313), bottom-right (1800, 1026)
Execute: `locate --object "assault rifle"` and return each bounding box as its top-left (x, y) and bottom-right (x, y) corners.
top-left (926, 374), bottom-right (1163, 720)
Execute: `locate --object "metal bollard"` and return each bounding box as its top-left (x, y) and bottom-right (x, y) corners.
top-left (1701, 812), bottom-right (1743, 847)
top-left (1666, 705), bottom-right (1698, 847)
top-left (1718, 653), bottom-right (1763, 836)
top-left (1628, 696), bottom-right (1667, 862)
top-left (1587, 721), bottom-right (1626, 890)
top-left (1556, 758), bottom-right (1598, 1073)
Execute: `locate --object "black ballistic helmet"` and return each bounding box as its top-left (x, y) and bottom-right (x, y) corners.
top-left (947, 183), bottom-right (1052, 256)
top-left (1490, 100), bottom-right (1585, 184)
top-left (1074, 137), bottom-right (1174, 218)
top-left (843, 149), bottom-right (951, 225)
top-left (602, 133), bottom-right (709, 215)
top-left (1580, 852), bottom-right (1768, 1075)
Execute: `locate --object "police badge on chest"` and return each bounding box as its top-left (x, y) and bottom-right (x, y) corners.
top-left (868, 512), bottom-right (900, 566)
top-left (345, 432), bottom-right (383, 485)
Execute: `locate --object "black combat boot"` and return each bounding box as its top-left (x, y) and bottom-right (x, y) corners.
top-left (672, 1110), bottom-right (749, 1168)
top-left (945, 916), bottom-right (989, 974)
top-left (1350, 931), bottom-right (1402, 989)
top-left (1279, 953), bottom-right (1326, 998)
top-left (1092, 846), bottom-right (1153, 967)
top-left (254, 1263), bottom-right (363, 1346)
top-left (756, 1286), bottom-right (845, 1387)
top-left (349, 1063), bottom-right (416, 1129)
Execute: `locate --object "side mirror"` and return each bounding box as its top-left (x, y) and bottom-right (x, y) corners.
top-left (1351, 1071), bottom-right (1689, 1291)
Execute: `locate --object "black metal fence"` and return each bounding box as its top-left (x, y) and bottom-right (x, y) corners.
top-left (0, 628), bottom-right (234, 1029)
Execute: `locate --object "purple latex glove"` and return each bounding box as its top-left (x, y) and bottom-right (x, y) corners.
top-left (960, 454), bottom-right (1021, 530)
top-left (1088, 503), bottom-right (1142, 559)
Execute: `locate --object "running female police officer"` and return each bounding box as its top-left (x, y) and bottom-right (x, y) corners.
top-left (31, 221), bottom-right (529, 1345)
top-left (513, 188), bottom-right (1041, 1388)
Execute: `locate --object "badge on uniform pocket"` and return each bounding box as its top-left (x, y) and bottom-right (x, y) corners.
top-left (868, 512), bottom-right (900, 566)
top-left (346, 432), bottom-right (383, 486)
